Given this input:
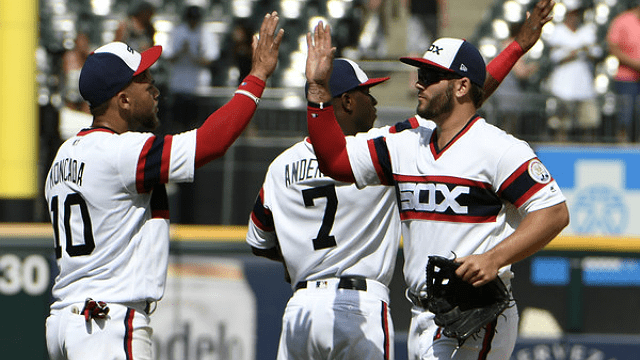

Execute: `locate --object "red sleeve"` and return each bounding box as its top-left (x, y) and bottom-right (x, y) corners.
top-left (307, 105), bottom-right (356, 183)
top-left (486, 41), bottom-right (525, 83)
top-left (194, 75), bottom-right (265, 168)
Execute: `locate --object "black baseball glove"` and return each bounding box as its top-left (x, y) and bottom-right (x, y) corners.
top-left (425, 255), bottom-right (511, 346)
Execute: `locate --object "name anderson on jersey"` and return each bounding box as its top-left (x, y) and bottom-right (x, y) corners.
top-left (284, 157), bottom-right (326, 187)
top-left (47, 158), bottom-right (85, 188)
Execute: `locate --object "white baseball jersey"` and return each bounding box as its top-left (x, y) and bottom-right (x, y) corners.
top-left (246, 134), bottom-right (401, 360)
top-left (345, 115), bottom-right (566, 294)
top-left (44, 127), bottom-right (196, 310)
top-left (246, 135), bottom-right (400, 288)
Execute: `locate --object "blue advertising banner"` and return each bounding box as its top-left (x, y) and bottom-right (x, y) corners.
top-left (535, 146), bottom-right (640, 236)
top-left (531, 256), bottom-right (640, 287)
top-left (512, 335), bottom-right (640, 360)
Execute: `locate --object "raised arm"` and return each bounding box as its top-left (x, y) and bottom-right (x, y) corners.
top-left (194, 11), bottom-right (284, 168)
top-left (305, 22), bottom-right (355, 182)
top-left (483, 0), bottom-right (554, 99)
top-left (305, 21), bottom-right (335, 104)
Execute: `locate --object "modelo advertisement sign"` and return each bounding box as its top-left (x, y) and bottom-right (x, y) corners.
top-left (151, 256), bottom-right (256, 360)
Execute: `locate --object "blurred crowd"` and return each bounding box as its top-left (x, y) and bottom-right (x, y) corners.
top-left (38, 0), bottom-right (640, 145)
top-left (480, 0), bottom-right (640, 144)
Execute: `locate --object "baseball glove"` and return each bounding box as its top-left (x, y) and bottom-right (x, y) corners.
top-left (425, 255), bottom-right (511, 346)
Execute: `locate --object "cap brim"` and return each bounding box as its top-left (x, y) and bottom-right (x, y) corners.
top-left (399, 57), bottom-right (455, 74)
top-left (134, 45), bottom-right (162, 75)
top-left (359, 77), bottom-right (390, 88)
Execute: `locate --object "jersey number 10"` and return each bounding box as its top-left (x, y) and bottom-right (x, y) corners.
top-left (49, 194), bottom-right (96, 259)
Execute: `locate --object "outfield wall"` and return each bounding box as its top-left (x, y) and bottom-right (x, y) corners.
top-left (2, 224), bottom-right (640, 360)
top-left (5, 143), bottom-right (640, 359)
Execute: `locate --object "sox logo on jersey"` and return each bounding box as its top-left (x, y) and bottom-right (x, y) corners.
top-left (395, 174), bottom-right (502, 223)
top-left (399, 183), bottom-right (470, 214)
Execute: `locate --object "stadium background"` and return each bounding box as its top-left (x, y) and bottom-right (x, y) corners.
top-left (2, 0), bottom-right (640, 359)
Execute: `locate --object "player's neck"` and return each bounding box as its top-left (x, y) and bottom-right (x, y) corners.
top-left (434, 106), bottom-right (475, 148)
top-left (91, 117), bottom-right (128, 134)
top-left (91, 105), bottom-right (135, 134)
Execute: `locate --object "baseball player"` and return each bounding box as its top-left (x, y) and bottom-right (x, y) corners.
top-left (44, 12), bottom-right (283, 360)
top-left (247, 58), bottom-right (397, 360)
top-left (304, 9), bottom-right (568, 360)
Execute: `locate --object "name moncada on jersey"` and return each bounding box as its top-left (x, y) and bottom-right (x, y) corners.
top-left (47, 157), bottom-right (85, 188)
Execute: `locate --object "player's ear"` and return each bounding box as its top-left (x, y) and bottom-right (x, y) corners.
top-left (454, 77), bottom-right (471, 99)
top-left (116, 89), bottom-right (131, 110)
top-left (340, 92), bottom-right (354, 112)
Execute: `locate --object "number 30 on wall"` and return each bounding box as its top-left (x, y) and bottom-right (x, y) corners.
top-left (0, 254), bottom-right (50, 296)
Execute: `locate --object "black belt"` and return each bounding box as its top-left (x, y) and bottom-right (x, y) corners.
top-left (295, 276), bottom-right (368, 291)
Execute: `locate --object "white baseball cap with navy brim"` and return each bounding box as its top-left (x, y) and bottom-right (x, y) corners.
top-left (79, 42), bottom-right (162, 107)
top-left (399, 38), bottom-right (486, 87)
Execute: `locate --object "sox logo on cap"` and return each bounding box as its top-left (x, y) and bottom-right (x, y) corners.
top-left (400, 37), bottom-right (486, 87)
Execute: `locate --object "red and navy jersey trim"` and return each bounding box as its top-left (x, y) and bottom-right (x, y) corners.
top-left (389, 117), bottom-right (420, 134)
top-left (367, 137), bottom-right (394, 186)
top-left (136, 135), bottom-right (173, 193)
top-left (431, 115), bottom-right (480, 159)
top-left (366, 117), bottom-right (420, 185)
top-left (498, 158), bottom-right (550, 208)
top-left (77, 127), bottom-right (117, 136)
top-left (150, 184), bottom-right (170, 219)
top-left (395, 174), bottom-right (502, 223)
top-left (251, 188), bottom-right (275, 232)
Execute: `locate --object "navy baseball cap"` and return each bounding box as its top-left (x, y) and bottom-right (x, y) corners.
top-left (79, 42), bottom-right (162, 107)
top-left (306, 58), bottom-right (390, 98)
top-left (400, 38), bottom-right (486, 87)
top-left (329, 58), bottom-right (389, 97)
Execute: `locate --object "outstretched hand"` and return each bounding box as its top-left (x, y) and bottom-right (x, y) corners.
top-left (515, 0), bottom-right (555, 52)
top-left (305, 21), bottom-right (336, 103)
top-left (249, 11), bottom-right (285, 81)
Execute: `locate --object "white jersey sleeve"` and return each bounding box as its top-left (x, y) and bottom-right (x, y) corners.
top-left (494, 141), bottom-right (565, 214)
top-left (44, 128), bottom-right (196, 309)
top-left (347, 116), bottom-right (429, 189)
top-left (117, 130), bottom-right (196, 193)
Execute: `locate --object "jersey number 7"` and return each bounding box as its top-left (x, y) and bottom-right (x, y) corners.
top-left (302, 185), bottom-right (338, 250)
top-left (49, 194), bottom-right (96, 259)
